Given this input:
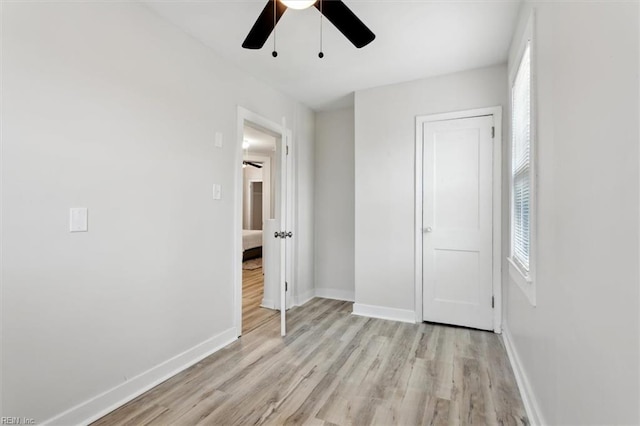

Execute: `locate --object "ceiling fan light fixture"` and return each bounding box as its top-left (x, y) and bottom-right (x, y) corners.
top-left (281, 0), bottom-right (317, 10)
top-left (242, 0), bottom-right (375, 50)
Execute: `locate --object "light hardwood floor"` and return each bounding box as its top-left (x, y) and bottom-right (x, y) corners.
top-left (93, 298), bottom-right (528, 426)
top-left (242, 260), bottom-right (278, 334)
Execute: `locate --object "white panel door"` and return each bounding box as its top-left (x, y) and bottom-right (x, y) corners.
top-left (264, 125), bottom-right (289, 337)
top-left (278, 122), bottom-right (289, 337)
top-left (263, 219), bottom-right (278, 309)
top-left (422, 115), bottom-right (494, 330)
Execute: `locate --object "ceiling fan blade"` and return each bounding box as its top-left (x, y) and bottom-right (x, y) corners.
top-left (315, 0), bottom-right (375, 48)
top-left (242, 0), bottom-right (288, 49)
top-left (243, 161), bottom-right (263, 169)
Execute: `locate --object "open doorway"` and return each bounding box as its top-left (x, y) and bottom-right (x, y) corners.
top-left (241, 124), bottom-right (278, 334)
top-left (236, 107), bottom-right (294, 338)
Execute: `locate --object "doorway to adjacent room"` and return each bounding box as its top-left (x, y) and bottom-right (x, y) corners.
top-left (236, 108), bottom-right (294, 337)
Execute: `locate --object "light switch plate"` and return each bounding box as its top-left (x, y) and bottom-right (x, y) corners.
top-left (214, 132), bottom-right (223, 148)
top-left (213, 184), bottom-right (221, 200)
top-left (70, 208), bottom-right (88, 232)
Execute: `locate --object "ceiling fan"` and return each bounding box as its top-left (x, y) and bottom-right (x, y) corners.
top-left (242, 0), bottom-right (375, 52)
top-left (243, 160), bottom-right (263, 169)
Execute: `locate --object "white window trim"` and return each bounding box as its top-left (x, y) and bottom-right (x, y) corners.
top-left (508, 11), bottom-right (537, 306)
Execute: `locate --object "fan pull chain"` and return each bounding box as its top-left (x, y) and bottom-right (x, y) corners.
top-left (272, 0), bottom-right (278, 57)
top-left (318, 0), bottom-right (324, 58)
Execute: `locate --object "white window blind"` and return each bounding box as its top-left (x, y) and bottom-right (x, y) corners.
top-left (511, 43), bottom-right (531, 271)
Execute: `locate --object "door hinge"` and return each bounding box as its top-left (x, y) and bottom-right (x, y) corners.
top-left (491, 126), bottom-right (495, 138)
top-left (286, 145), bottom-right (289, 155)
top-left (491, 296), bottom-right (495, 308)
top-left (285, 282), bottom-right (288, 292)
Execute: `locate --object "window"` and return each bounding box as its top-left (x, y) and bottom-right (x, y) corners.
top-left (509, 13), bottom-right (535, 306)
top-left (511, 42), bottom-right (531, 273)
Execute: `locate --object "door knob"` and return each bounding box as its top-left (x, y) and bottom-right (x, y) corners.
top-left (286, 231), bottom-right (293, 238)
top-left (424, 227), bottom-right (433, 233)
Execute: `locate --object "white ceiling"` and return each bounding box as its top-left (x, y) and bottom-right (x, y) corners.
top-left (144, 0), bottom-right (522, 111)
top-left (244, 125), bottom-right (277, 155)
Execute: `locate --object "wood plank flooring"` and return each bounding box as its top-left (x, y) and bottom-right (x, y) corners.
top-left (92, 298), bottom-right (528, 426)
top-left (242, 259), bottom-right (278, 334)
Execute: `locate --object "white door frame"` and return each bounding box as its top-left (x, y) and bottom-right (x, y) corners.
top-left (235, 107), bottom-right (294, 337)
top-left (414, 106), bottom-right (503, 333)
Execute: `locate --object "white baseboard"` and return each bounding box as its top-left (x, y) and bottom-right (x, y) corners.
top-left (502, 326), bottom-right (545, 426)
top-left (261, 298), bottom-right (275, 309)
top-left (314, 288), bottom-right (355, 302)
top-left (43, 327), bottom-right (238, 426)
top-left (294, 288), bottom-right (316, 307)
top-left (293, 287), bottom-right (354, 307)
top-left (352, 303), bottom-right (416, 324)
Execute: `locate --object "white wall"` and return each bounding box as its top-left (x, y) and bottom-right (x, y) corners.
top-left (504, 2), bottom-right (639, 424)
top-left (294, 107), bottom-right (316, 305)
top-left (354, 65), bottom-right (508, 315)
top-left (314, 108), bottom-right (355, 301)
top-left (1, 2), bottom-right (314, 423)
